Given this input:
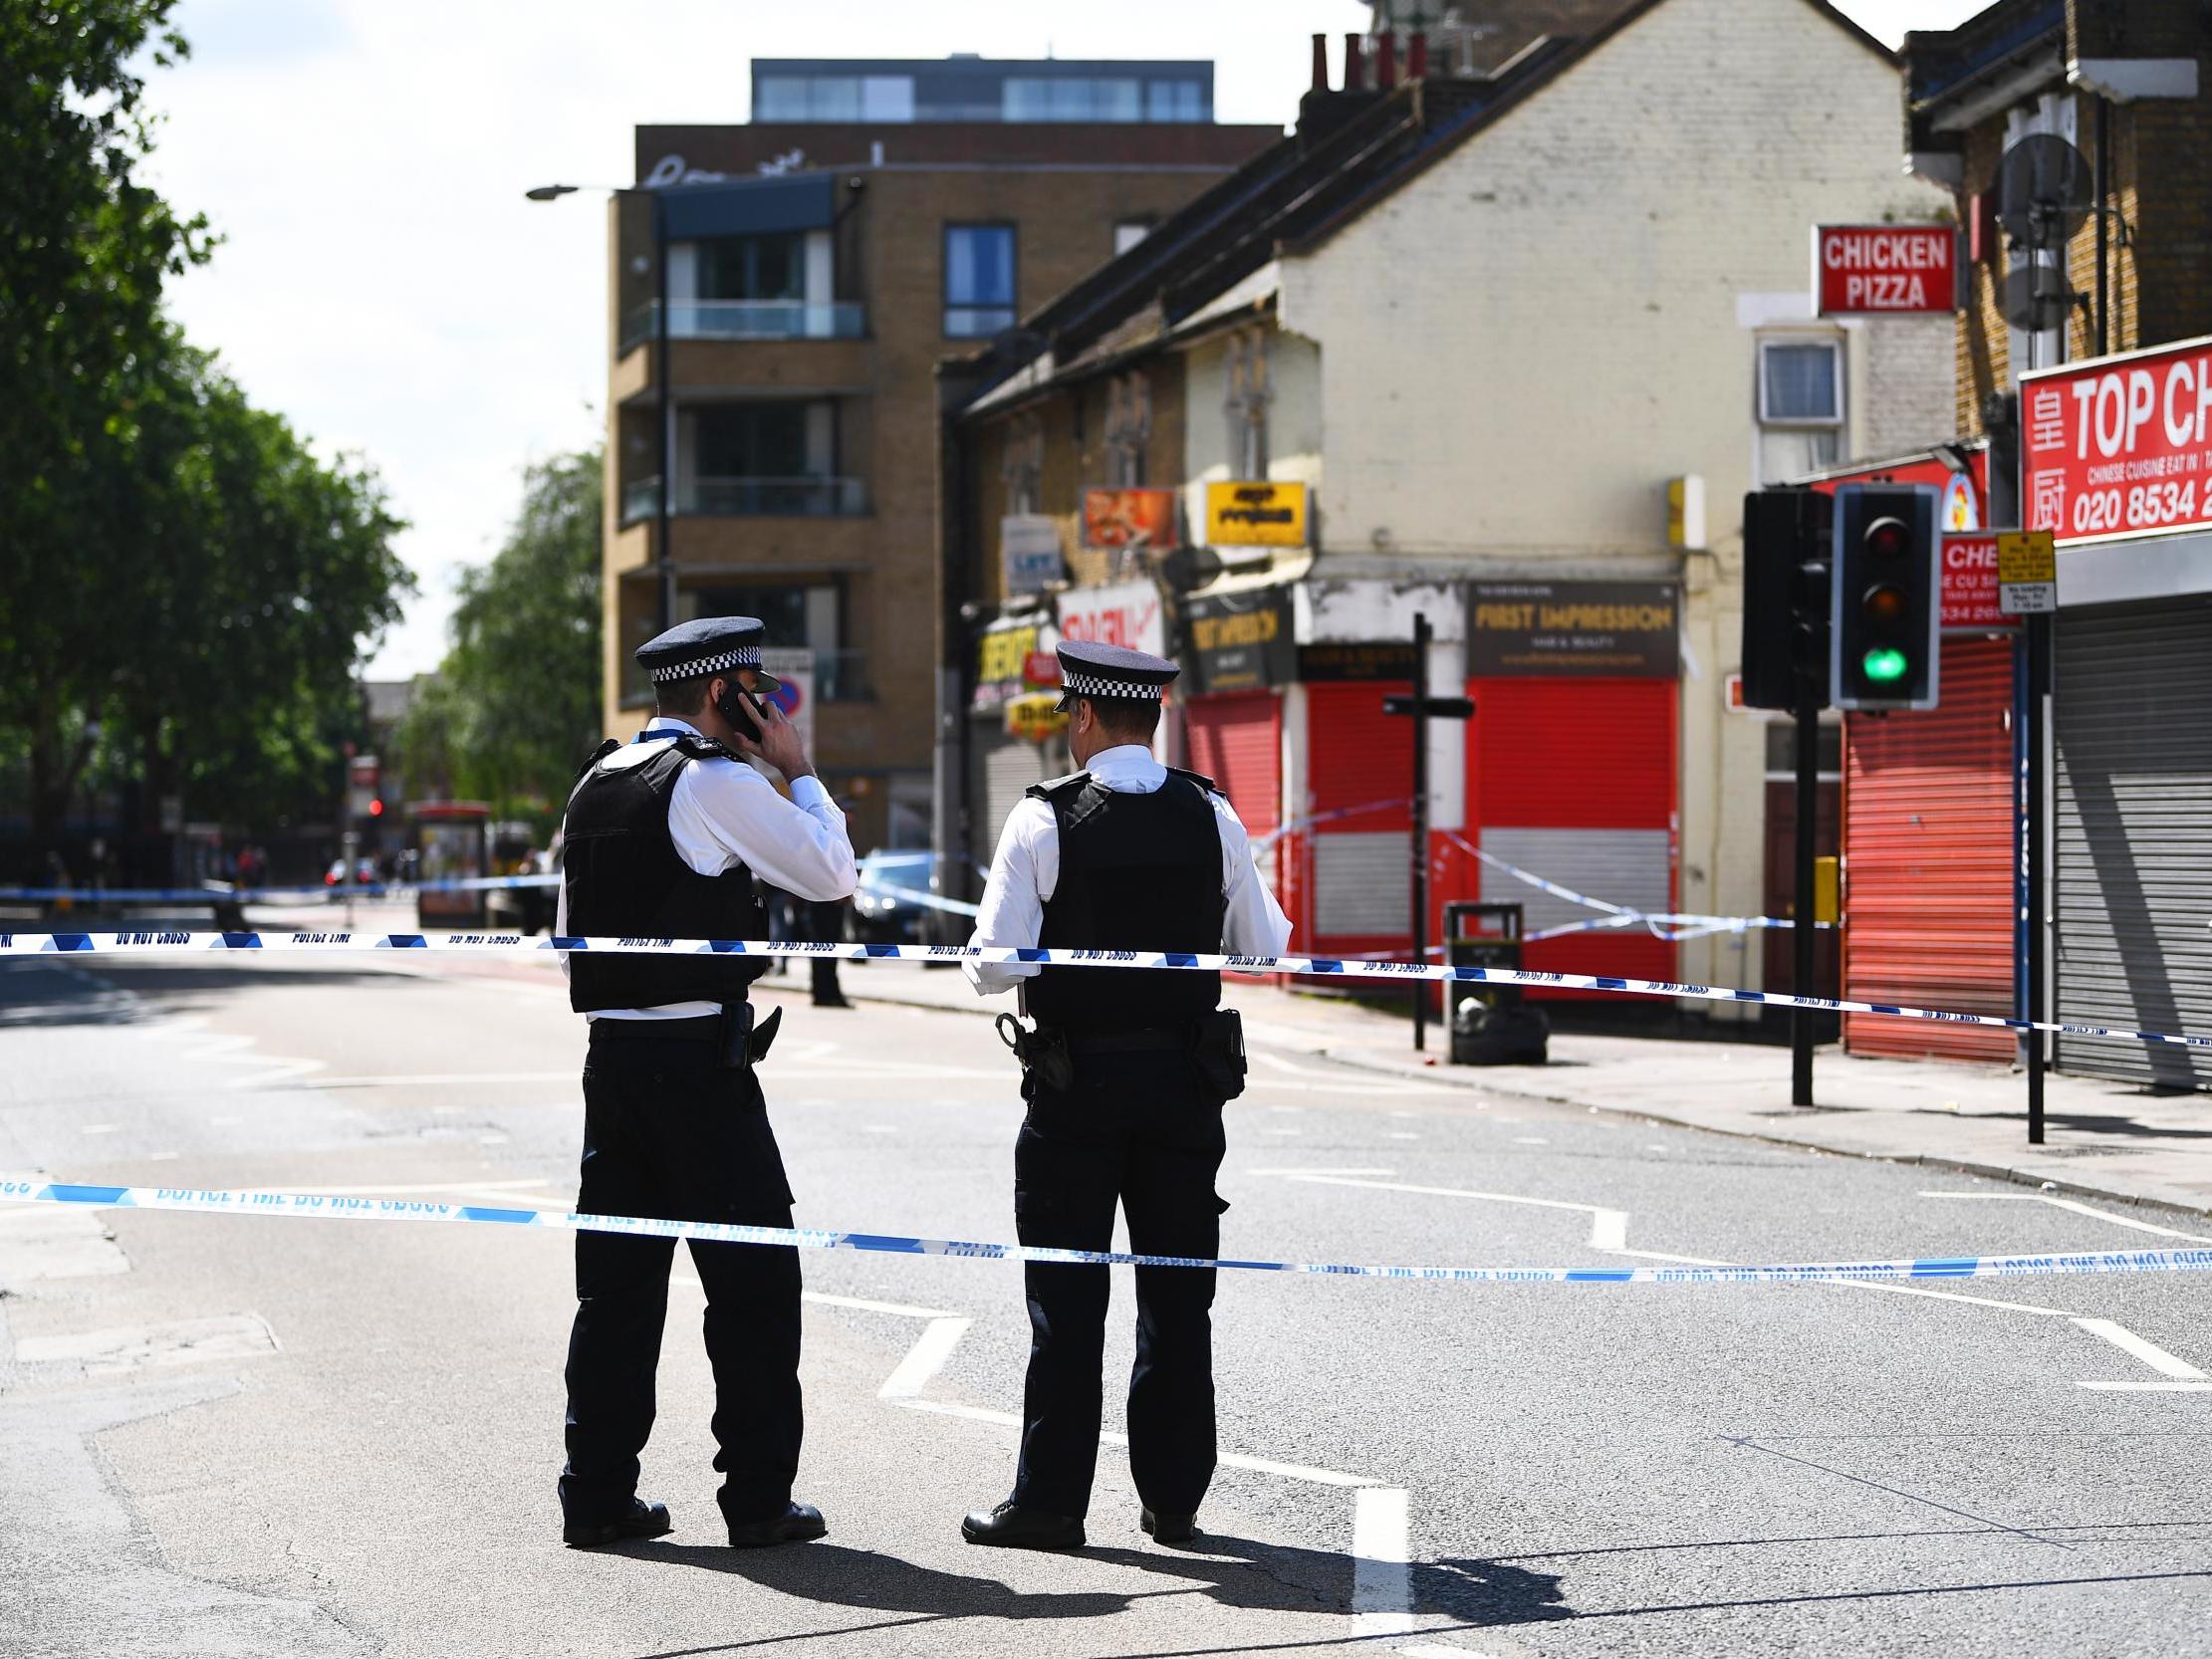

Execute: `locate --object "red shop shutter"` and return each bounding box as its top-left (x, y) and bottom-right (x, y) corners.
top-left (1184, 691), bottom-right (1282, 840)
top-left (1304, 682), bottom-right (1413, 948)
top-left (1466, 677), bottom-right (1678, 989)
top-left (1843, 635), bottom-right (2016, 1062)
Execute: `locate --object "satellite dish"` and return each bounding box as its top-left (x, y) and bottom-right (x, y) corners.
top-left (2003, 260), bottom-right (2072, 331)
top-left (1996, 134), bottom-right (2093, 249)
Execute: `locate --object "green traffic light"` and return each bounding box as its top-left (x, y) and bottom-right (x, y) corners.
top-left (1862, 646), bottom-right (1909, 683)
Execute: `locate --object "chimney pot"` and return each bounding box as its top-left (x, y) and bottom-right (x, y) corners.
top-left (1311, 33), bottom-right (1329, 93)
top-left (1408, 31), bottom-right (1429, 81)
top-left (1344, 32), bottom-right (1365, 90)
top-left (1376, 29), bottom-right (1398, 90)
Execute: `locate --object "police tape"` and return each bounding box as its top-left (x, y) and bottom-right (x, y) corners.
top-left (1440, 831), bottom-right (1828, 943)
top-left (3, 930), bottom-right (2207, 1052)
top-left (6, 1177), bottom-right (2209, 1285)
top-left (0, 873), bottom-right (562, 904)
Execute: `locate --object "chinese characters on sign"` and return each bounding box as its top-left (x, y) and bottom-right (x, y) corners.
top-left (2022, 339), bottom-right (2212, 547)
top-left (1812, 225), bottom-right (1960, 316)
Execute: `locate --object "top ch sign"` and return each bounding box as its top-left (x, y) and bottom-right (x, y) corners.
top-left (1813, 225), bottom-right (1960, 317)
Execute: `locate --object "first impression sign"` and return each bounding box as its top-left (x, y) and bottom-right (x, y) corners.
top-left (1813, 225), bottom-right (1959, 317)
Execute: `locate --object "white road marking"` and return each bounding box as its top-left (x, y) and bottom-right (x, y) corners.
top-left (2079, 1381), bottom-right (2212, 1392)
top-left (291, 1071), bottom-right (572, 1088)
top-left (81, 1124), bottom-right (117, 1135)
top-left (1920, 1190), bottom-right (2212, 1245)
top-left (1512, 1136), bottom-right (1549, 1146)
top-left (1269, 1172), bottom-right (1629, 1252)
top-left (862, 1125), bottom-right (898, 1134)
top-left (1610, 1247), bottom-right (2074, 1317)
top-left (1399, 1646), bottom-right (1486, 1659)
top-left (877, 1316), bottom-right (972, 1400)
top-left (1352, 1487), bottom-right (1415, 1638)
top-left (1387, 1132), bottom-right (1421, 1141)
top-left (2074, 1317), bottom-right (2209, 1381)
top-left (1247, 1167), bottom-right (1398, 1177)
top-left (1266, 1128), bottom-right (1305, 1136)
top-left (801, 1290), bottom-right (960, 1319)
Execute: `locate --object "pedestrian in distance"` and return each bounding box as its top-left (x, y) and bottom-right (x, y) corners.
top-left (960, 639), bottom-right (1293, 1551)
top-left (553, 615), bottom-right (857, 1550)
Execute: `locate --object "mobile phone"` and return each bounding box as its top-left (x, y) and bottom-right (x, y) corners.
top-left (716, 682), bottom-right (766, 743)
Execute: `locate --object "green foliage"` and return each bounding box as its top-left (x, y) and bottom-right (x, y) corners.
top-left (0, 0), bottom-right (413, 839)
top-left (396, 450), bottom-right (604, 825)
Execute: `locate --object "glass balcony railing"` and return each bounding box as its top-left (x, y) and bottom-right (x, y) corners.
top-left (619, 300), bottom-right (866, 352)
top-left (620, 476), bottom-right (868, 522)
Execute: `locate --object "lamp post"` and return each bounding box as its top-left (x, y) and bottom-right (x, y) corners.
top-left (527, 181), bottom-right (678, 636)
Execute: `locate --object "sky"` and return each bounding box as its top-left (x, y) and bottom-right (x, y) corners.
top-left (140, 0), bottom-right (1990, 679)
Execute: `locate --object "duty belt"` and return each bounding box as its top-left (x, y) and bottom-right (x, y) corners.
top-left (1057, 1023), bottom-right (1201, 1057)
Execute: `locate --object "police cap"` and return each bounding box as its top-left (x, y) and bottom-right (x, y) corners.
top-left (634, 616), bottom-right (782, 695)
top-left (1055, 639), bottom-right (1179, 713)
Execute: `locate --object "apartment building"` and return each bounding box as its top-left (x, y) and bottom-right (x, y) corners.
top-left (599, 58), bottom-right (1273, 849)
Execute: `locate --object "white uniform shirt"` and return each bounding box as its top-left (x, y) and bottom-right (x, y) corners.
top-left (556, 716), bottom-right (858, 1019)
top-left (965, 743), bottom-right (1293, 997)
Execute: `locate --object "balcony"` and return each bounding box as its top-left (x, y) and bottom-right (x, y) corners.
top-left (620, 476), bottom-right (869, 522)
top-left (620, 300), bottom-right (866, 352)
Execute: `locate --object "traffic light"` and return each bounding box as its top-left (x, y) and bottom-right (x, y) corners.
top-left (1739, 487), bottom-right (1831, 710)
top-left (1830, 483), bottom-right (1940, 710)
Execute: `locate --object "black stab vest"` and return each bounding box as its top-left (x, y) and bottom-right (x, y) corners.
top-left (1025, 768), bottom-right (1224, 1034)
top-left (561, 734), bottom-right (769, 1013)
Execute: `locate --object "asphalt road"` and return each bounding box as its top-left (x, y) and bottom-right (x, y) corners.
top-left (4, 937), bottom-right (2211, 1659)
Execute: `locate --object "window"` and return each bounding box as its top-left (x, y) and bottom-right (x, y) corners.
top-left (1003, 76), bottom-right (1143, 121)
top-left (1146, 79), bottom-right (1205, 121)
top-left (1001, 413), bottom-right (1043, 515)
top-left (944, 224), bottom-right (1016, 338)
top-left (1223, 328), bottom-right (1271, 480)
top-left (755, 75), bottom-right (909, 121)
top-left (1756, 336), bottom-right (1843, 484)
top-left (1113, 219), bottom-right (1153, 256)
top-left (1758, 340), bottom-right (1843, 424)
top-left (1105, 371), bottom-right (1151, 487)
top-left (697, 232), bottom-right (804, 302)
top-left (695, 403), bottom-right (813, 480)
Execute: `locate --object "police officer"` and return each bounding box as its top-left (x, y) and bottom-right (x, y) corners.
top-left (554, 616), bottom-right (857, 1549)
top-left (960, 639), bottom-right (1292, 1551)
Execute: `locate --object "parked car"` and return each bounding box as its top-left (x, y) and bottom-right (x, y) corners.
top-left (846, 850), bottom-right (964, 948)
top-left (323, 857), bottom-right (376, 891)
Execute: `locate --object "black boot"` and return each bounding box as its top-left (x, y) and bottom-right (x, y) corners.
top-left (563, 1497), bottom-right (672, 1548)
top-left (726, 1501), bottom-right (828, 1548)
top-left (961, 1500), bottom-right (1086, 1550)
top-left (1140, 1508), bottom-right (1200, 1544)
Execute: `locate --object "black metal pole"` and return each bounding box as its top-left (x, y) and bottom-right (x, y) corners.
top-left (2026, 610), bottom-right (2050, 1143)
top-left (654, 193), bottom-right (676, 634)
top-left (1791, 693), bottom-right (1819, 1106)
top-left (1411, 611), bottom-right (1430, 1054)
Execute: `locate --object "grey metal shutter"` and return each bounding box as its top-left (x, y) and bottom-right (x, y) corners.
top-left (1312, 831), bottom-right (1411, 937)
top-left (981, 732), bottom-right (1053, 854)
top-left (1477, 829), bottom-right (1673, 938)
top-left (2053, 597), bottom-right (2212, 1089)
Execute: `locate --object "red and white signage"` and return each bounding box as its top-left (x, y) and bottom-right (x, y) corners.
top-left (2021, 335), bottom-right (2212, 548)
top-left (1056, 579), bottom-right (1166, 659)
top-left (1937, 534), bottom-right (2019, 632)
top-left (1813, 225), bottom-right (1959, 316)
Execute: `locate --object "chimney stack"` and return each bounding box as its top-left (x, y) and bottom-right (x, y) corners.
top-left (1344, 32), bottom-right (1366, 91)
top-left (1311, 33), bottom-right (1330, 93)
top-left (1407, 31), bottom-right (1429, 81)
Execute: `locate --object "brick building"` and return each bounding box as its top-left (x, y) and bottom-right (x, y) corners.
top-left (1841, 1), bottom-right (2212, 1085)
top-left (597, 59), bottom-right (1273, 850)
top-left (938, 0), bottom-right (1949, 1013)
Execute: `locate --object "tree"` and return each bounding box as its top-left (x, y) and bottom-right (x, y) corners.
top-left (0, 0), bottom-right (211, 837)
top-left (397, 449), bottom-right (604, 823)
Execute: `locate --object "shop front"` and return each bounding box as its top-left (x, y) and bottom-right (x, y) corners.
top-left (1179, 580), bottom-right (1296, 885)
top-left (2023, 339), bottom-right (2212, 1090)
top-left (964, 612), bottom-right (1061, 873)
top-left (1463, 581), bottom-right (1680, 992)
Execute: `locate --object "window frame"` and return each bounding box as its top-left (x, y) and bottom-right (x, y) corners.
top-left (1755, 335), bottom-right (1845, 428)
top-left (942, 222), bottom-right (1018, 341)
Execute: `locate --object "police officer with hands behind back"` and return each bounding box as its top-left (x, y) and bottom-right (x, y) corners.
top-left (961, 639), bottom-right (1292, 1552)
top-left (554, 616), bottom-right (856, 1550)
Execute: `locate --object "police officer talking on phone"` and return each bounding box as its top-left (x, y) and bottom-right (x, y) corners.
top-left (960, 639), bottom-right (1292, 1551)
top-left (553, 616), bottom-right (856, 1549)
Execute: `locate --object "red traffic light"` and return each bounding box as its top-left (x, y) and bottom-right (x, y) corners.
top-left (1862, 584), bottom-right (1907, 624)
top-left (1863, 516), bottom-right (1910, 558)
top-left (368, 799), bottom-right (384, 817)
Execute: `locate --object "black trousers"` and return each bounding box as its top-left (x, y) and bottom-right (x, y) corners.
top-left (558, 1026), bottom-right (803, 1528)
top-left (1011, 1048), bottom-right (1228, 1520)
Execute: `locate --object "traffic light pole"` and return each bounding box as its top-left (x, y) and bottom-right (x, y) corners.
top-left (2025, 610), bottom-right (2051, 1143)
top-left (1411, 611), bottom-right (1431, 1055)
top-left (1791, 690), bottom-right (1820, 1106)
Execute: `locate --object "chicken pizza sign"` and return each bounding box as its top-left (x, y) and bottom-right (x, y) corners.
top-left (1813, 225), bottom-right (1959, 317)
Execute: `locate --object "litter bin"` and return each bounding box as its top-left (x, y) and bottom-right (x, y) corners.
top-left (1445, 900), bottom-right (1549, 1066)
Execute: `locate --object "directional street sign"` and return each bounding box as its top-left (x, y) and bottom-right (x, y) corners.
top-left (1382, 695), bottom-right (1476, 720)
top-left (1997, 529), bottom-right (2058, 615)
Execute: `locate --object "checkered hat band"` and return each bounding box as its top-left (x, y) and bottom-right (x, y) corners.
top-left (649, 645), bottom-right (761, 683)
top-left (1062, 670), bottom-right (1164, 700)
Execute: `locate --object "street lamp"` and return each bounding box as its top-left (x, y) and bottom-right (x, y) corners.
top-left (526, 179), bottom-right (678, 639)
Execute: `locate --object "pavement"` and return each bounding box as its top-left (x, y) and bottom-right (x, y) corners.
top-left (4, 913), bottom-right (2212, 1657)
